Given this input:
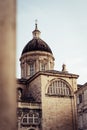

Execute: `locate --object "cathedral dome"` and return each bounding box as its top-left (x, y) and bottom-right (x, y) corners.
top-left (22, 38), bottom-right (52, 55)
top-left (22, 21), bottom-right (52, 55)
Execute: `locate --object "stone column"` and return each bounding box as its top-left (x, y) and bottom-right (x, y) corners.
top-left (0, 0), bottom-right (17, 130)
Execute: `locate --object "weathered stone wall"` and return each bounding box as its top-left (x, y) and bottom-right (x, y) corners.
top-left (76, 84), bottom-right (87, 130)
top-left (17, 72), bottom-right (78, 130)
top-left (41, 74), bottom-right (77, 130)
top-left (42, 97), bottom-right (74, 130)
top-left (28, 75), bottom-right (42, 103)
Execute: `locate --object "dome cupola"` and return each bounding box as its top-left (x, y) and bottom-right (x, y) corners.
top-left (20, 22), bottom-right (55, 79)
top-left (22, 21), bottom-right (52, 55)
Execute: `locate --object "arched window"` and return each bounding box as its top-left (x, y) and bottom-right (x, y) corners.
top-left (47, 79), bottom-right (71, 97)
top-left (41, 63), bottom-right (46, 71)
top-left (21, 111), bottom-right (40, 125)
top-left (17, 88), bottom-right (23, 100)
top-left (30, 64), bottom-right (35, 76)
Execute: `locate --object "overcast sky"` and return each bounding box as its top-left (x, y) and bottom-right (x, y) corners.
top-left (17, 0), bottom-right (87, 84)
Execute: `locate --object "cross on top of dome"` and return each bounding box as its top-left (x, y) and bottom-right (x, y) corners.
top-left (32, 20), bottom-right (41, 39)
top-left (35, 19), bottom-right (38, 30)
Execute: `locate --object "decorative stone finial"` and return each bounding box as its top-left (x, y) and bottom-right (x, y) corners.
top-left (62, 64), bottom-right (68, 72)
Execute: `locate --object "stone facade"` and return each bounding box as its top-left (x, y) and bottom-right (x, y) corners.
top-left (17, 71), bottom-right (79, 130)
top-left (76, 83), bottom-right (87, 130)
top-left (41, 73), bottom-right (78, 130)
top-left (17, 23), bottom-right (79, 130)
top-left (20, 51), bottom-right (54, 79)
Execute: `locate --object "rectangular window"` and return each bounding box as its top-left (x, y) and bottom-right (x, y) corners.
top-left (34, 118), bottom-right (39, 124)
top-left (29, 118), bottom-right (33, 124)
top-left (41, 64), bottom-right (45, 71)
top-left (79, 94), bottom-right (83, 103)
top-left (77, 96), bottom-right (79, 105)
top-left (30, 64), bottom-right (34, 76)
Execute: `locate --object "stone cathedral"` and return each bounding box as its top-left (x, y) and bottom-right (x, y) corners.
top-left (17, 23), bottom-right (79, 130)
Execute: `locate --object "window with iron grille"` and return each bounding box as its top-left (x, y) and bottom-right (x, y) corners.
top-left (47, 80), bottom-right (71, 97)
top-left (22, 112), bottom-right (40, 125)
